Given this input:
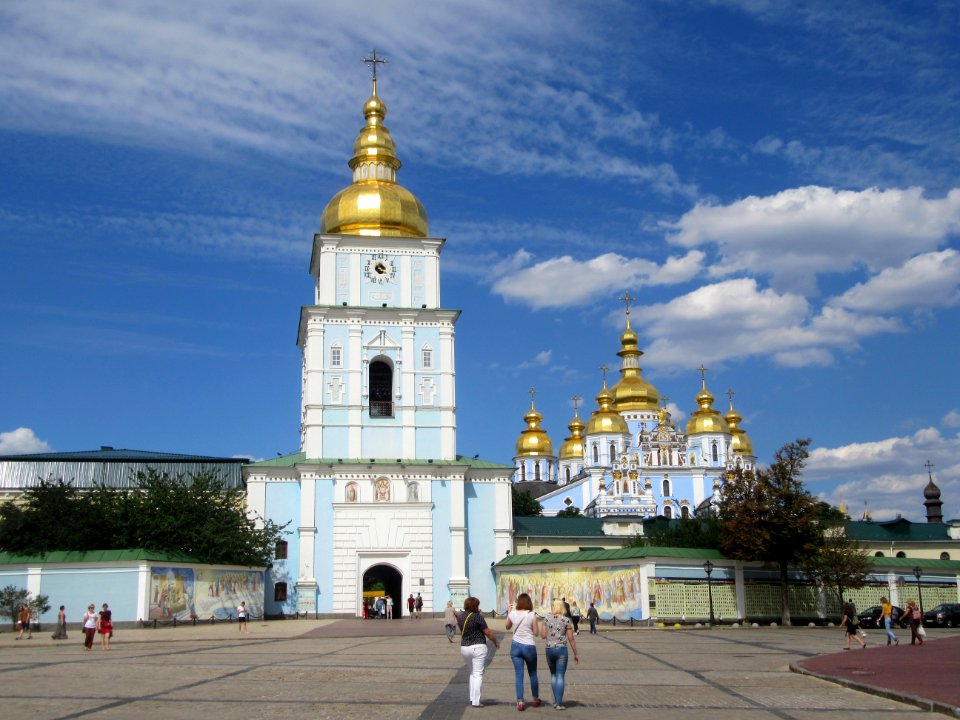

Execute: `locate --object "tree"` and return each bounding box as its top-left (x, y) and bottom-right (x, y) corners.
top-left (0, 585), bottom-right (49, 628)
top-left (802, 507), bottom-right (871, 614)
top-left (625, 517), bottom-right (721, 549)
top-left (512, 487), bottom-right (543, 517)
top-left (556, 506), bottom-right (582, 518)
top-left (716, 439), bottom-right (822, 625)
top-left (0, 470), bottom-right (288, 567)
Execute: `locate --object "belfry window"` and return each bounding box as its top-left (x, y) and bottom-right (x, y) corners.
top-left (564, 467), bottom-right (570, 483)
top-left (711, 442), bottom-right (719, 462)
top-left (592, 443), bottom-right (599, 463)
top-left (609, 442), bottom-right (617, 462)
top-left (369, 359), bottom-right (394, 417)
top-left (662, 479), bottom-right (670, 497)
top-left (534, 463), bottom-right (541, 481)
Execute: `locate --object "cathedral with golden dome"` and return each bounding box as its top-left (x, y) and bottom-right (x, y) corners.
top-left (513, 301), bottom-right (756, 524)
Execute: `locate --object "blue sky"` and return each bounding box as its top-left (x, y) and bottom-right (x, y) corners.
top-left (1, 0), bottom-right (958, 521)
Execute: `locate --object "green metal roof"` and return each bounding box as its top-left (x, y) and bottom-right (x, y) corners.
top-left (0, 549), bottom-right (204, 565)
top-left (846, 519), bottom-right (954, 542)
top-left (512, 515), bottom-right (607, 537)
top-left (865, 556), bottom-right (960, 571)
top-left (249, 452), bottom-right (512, 470)
top-left (498, 545), bottom-right (727, 567)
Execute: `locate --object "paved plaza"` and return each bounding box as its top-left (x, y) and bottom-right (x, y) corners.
top-left (2, 618), bottom-right (957, 719)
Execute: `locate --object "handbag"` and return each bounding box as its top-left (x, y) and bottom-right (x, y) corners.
top-left (918, 624), bottom-right (926, 638)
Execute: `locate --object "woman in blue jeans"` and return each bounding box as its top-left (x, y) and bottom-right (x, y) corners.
top-left (505, 592), bottom-right (542, 711)
top-left (541, 599), bottom-right (580, 710)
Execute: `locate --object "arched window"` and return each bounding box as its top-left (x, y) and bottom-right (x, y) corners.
top-left (564, 467), bottom-right (570, 483)
top-left (539, 549), bottom-right (551, 554)
top-left (896, 551), bottom-right (906, 558)
top-left (663, 506), bottom-right (673, 519)
top-left (520, 464), bottom-right (526, 482)
top-left (330, 343), bottom-right (343, 367)
top-left (711, 442), bottom-right (719, 462)
top-left (534, 462), bottom-right (541, 481)
top-left (874, 551), bottom-right (884, 557)
top-left (662, 478), bottom-right (670, 497)
top-left (369, 359), bottom-right (393, 417)
top-left (941, 552), bottom-right (951, 560)
top-left (346, 483), bottom-right (359, 503)
top-left (275, 540), bottom-right (288, 560)
top-left (609, 442), bottom-right (617, 462)
top-left (680, 505), bottom-right (690, 519)
top-left (274, 582), bottom-right (288, 602)
top-left (592, 443), bottom-right (599, 463)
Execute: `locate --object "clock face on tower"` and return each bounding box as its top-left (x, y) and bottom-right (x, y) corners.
top-left (365, 253), bottom-right (397, 284)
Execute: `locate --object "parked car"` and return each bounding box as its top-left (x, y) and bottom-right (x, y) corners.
top-left (857, 605), bottom-right (903, 628)
top-left (922, 603), bottom-right (960, 628)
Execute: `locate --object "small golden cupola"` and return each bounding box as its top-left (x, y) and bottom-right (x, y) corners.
top-left (320, 53), bottom-right (429, 237)
top-left (723, 391), bottom-right (754, 457)
top-left (610, 295), bottom-right (659, 411)
top-left (558, 400), bottom-right (586, 460)
top-left (685, 367), bottom-right (730, 436)
top-left (515, 391), bottom-right (554, 457)
top-left (586, 371), bottom-right (629, 435)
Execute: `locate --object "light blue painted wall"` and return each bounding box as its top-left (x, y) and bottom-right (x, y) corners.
top-left (362, 426), bottom-right (402, 457)
top-left (415, 427), bottom-right (441, 458)
top-left (265, 481), bottom-right (301, 615)
top-left (314, 478), bottom-right (335, 613)
top-left (323, 425), bottom-right (350, 458)
top-left (465, 482), bottom-right (499, 607)
top-left (39, 567), bottom-right (141, 622)
top-left (431, 478), bottom-right (453, 605)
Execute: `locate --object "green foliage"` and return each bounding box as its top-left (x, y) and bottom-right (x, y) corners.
top-left (625, 517), bottom-right (721, 549)
top-left (556, 506), bottom-right (582, 518)
top-left (802, 522), bottom-right (872, 609)
top-left (0, 585), bottom-right (49, 625)
top-left (717, 439), bottom-right (822, 625)
top-left (512, 487), bottom-right (543, 517)
top-left (0, 470), bottom-right (288, 567)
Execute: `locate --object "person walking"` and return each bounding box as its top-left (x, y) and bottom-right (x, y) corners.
top-left (237, 601), bottom-right (248, 634)
top-left (16, 603), bottom-right (32, 640)
top-left (407, 593), bottom-right (416, 618)
top-left (506, 592), bottom-right (542, 711)
top-left (586, 602), bottom-right (599, 635)
top-left (541, 598), bottom-right (579, 710)
top-left (880, 596), bottom-right (898, 645)
top-left (841, 599), bottom-right (865, 650)
top-left (443, 600), bottom-right (458, 642)
top-left (385, 595), bottom-right (393, 619)
top-left (570, 601), bottom-right (581, 635)
top-left (415, 592), bottom-right (423, 619)
top-left (458, 596), bottom-right (500, 708)
top-left (52, 605), bottom-right (68, 640)
top-left (98, 603), bottom-right (113, 650)
top-left (901, 599), bottom-right (924, 645)
top-left (82, 604), bottom-right (98, 651)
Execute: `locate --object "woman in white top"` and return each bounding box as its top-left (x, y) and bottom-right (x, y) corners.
top-left (505, 592), bottom-right (542, 711)
top-left (82, 604), bottom-right (98, 651)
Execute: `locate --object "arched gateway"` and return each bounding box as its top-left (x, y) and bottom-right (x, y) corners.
top-left (362, 564), bottom-right (404, 619)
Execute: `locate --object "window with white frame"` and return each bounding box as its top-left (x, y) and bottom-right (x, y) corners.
top-left (330, 344), bottom-right (343, 368)
top-left (421, 345), bottom-right (433, 369)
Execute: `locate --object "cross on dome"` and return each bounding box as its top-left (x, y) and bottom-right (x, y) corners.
top-left (363, 49), bottom-right (389, 83)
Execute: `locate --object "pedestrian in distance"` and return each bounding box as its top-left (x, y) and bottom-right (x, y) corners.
top-left (52, 605), bottom-right (68, 640)
top-left (82, 604), bottom-right (98, 651)
top-left (415, 592), bottom-right (423, 619)
top-left (570, 601), bottom-right (581, 635)
top-left (237, 601), bottom-right (248, 634)
top-left (901, 599), bottom-right (924, 646)
top-left (586, 602), bottom-right (599, 634)
top-left (385, 594), bottom-right (393, 619)
top-left (408, 593), bottom-right (416, 618)
top-left (16, 603), bottom-right (32, 640)
top-left (457, 596), bottom-right (500, 708)
top-left (541, 598), bottom-right (579, 710)
top-left (98, 603), bottom-right (113, 650)
top-left (880, 596), bottom-right (898, 645)
top-left (841, 599), bottom-right (865, 650)
top-left (444, 600), bottom-right (458, 642)
top-left (505, 592), bottom-right (542, 711)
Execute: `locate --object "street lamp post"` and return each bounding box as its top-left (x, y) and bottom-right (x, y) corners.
top-left (912, 566), bottom-right (924, 615)
top-left (703, 560), bottom-right (716, 627)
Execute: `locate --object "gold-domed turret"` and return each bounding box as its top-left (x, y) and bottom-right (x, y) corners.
top-left (610, 294), bottom-right (659, 411)
top-left (685, 367), bottom-right (729, 435)
top-left (320, 63), bottom-right (429, 237)
top-left (723, 390), bottom-right (754, 457)
top-left (586, 371), bottom-right (629, 435)
top-left (515, 391), bottom-right (554, 457)
top-left (559, 399), bottom-right (586, 460)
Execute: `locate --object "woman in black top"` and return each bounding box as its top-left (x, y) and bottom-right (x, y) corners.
top-left (457, 596), bottom-right (500, 708)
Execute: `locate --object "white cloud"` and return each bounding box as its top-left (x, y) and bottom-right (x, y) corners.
top-left (831, 249), bottom-right (960, 312)
top-left (518, 350), bottom-right (553, 370)
top-left (665, 186), bottom-right (960, 291)
top-left (491, 251), bottom-right (704, 309)
top-left (0, 427), bottom-right (53, 455)
top-left (943, 410), bottom-right (960, 428)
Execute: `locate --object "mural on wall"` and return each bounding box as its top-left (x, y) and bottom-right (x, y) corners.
top-left (149, 567), bottom-right (264, 620)
top-left (497, 565), bottom-right (644, 620)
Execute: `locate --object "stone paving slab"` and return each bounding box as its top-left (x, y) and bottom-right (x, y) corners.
top-left (2, 621), bottom-right (956, 719)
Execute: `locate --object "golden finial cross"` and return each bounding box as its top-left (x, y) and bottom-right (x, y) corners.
top-left (661, 394), bottom-right (669, 409)
top-left (599, 365), bottom-right (609, 384)
top-left (572, 395), bottom-right (582, 414)
top-left (363, 49), bottom-right (389, 82)
top-left (725, 389), bottom-right (735, 403)
top-left (698, 363), bottom-right (708, 384)
top-left (528, 387), bottom-right (536, 408)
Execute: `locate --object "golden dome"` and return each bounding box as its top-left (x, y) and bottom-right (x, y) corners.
top-left (586, 380), bottom-right (629, 435)
top-left (724, 395), bottom-right (754, 457)
top-left (320, 78), bottom-right (429, 237)
top-left (685, 377), bottom-right (729, 435)
top-left (610, 310), bottom-right (659, 411)
top-left (515, 396), bottom-right (554, 457)
top-left (558, 408), bottom-right (586, 460)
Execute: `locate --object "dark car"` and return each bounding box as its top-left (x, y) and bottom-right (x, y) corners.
top-left (857, 604), bottom-right (903, 628)
top-left (923, 603), bottom-right (960, 628)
